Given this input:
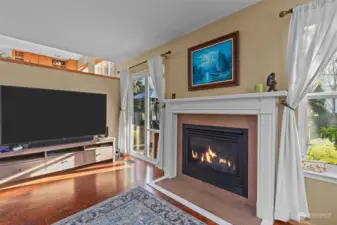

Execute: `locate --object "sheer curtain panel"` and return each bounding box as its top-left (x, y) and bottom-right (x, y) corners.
top-left (118, 69), bottom-right (130, 153)
top-left (275, 0), bottom-right (337, 222)
top-left (147, 56), bottom-right (166, 169)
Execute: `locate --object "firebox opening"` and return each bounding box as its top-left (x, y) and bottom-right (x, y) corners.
top-left (190, 146), bottom-right (237, 174)
top-left (182, 124), bottom-right (248, 198)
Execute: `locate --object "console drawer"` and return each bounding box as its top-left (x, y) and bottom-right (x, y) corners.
top-left (0, 158), bottom-right (46, 182)
top-left (46, 152), bottom-right (83, 174)
top-left (95, 147), bottom-right (113, 162)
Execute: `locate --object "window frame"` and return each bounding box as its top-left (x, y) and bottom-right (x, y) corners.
top-left (300, 91), bottom-right (337, 184)
top-left (299, 91), bottom-right (337, 158)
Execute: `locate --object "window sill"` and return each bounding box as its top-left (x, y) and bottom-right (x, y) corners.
top-left (304, 164), bottom-right (337, 184)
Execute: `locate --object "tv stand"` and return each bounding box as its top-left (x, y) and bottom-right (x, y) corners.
top-left (0, 137), bottom-right (115, 185)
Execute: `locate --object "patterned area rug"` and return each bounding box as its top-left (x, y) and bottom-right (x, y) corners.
top-left (53, 186), bottom-right (205, 225)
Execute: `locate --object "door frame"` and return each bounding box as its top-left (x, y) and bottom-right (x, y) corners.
top-left (128, 71), bottom-right (157, 164)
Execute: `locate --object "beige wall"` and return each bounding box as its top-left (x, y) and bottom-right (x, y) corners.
top-left (0, 60), bottom-right (120, 138)
top-left (306, 178), bottom-right (337, 225)
top-left (117, 0), bottom-right (337, 224)
top-left (118, 0), bottom-right (310, 98)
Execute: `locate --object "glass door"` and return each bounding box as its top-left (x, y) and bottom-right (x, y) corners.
top-left (132, 77), bottom-right (146, 155)
top-left (129, 73), bottom-right (159, 162)
top-left (148, 78), bottom-right (160, 160)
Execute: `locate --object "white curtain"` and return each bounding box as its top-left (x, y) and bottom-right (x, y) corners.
top-left (275, 0), bottom-right (337, 222)
top-left (118, 69), bottom-right (130, 154)
top-left (148, 56), bottom-right (165, 169)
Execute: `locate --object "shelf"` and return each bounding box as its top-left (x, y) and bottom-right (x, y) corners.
top-left (0, 140), bottom-right (95, 159)
top-left (86, 143), bottom-right (112, 149)
top-left (96, 137), bottom-right (115, 144)
top-left (0, 152), bottom-right (45, 166)
top-left (164, 91), bottom-right (288, 103)
top-left (0, 138), bottom-right (115, 160)
top-left (46, 147), bottom-right (84, 157)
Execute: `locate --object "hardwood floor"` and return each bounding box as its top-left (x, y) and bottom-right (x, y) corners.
top-left (0, 156), bottom-right (299, 225)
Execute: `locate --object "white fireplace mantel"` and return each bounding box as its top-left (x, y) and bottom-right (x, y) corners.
top-left (161, 91), bottom-right (287, 225)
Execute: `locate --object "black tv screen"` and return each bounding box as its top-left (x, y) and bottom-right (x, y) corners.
top-left (0, 86), bottom-right (107, 145)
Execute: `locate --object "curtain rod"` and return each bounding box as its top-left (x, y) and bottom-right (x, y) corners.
top-left (117, 50), bottom-right (171, 74)
top-left (279, 8), bottom-right (293, 18)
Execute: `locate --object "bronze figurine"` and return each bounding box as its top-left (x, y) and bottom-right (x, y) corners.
top-left (266, 72), bottom-right (278, 92)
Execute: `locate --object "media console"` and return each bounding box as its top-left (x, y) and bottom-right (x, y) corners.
top-left (0, 137), bottom-right (115, 185)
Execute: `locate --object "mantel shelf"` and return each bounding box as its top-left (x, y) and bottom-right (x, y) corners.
top-left (165, 91), bottom-right (287, 103)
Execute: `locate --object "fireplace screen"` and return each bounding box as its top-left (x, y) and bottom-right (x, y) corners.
top-left (182, 124), bottom-right (248, 197)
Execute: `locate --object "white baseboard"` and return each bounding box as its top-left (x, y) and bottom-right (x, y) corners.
top-left (128, 152), bottom-right (156, 165)
top-left (260, 219), bottom-right (274, 225)
top-left (151, 176), bottom-right (169, 184)
top-left (148, 177), bottom-right (232, 225)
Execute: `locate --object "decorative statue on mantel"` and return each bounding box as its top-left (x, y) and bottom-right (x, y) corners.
top-left (266, 72), bottom-right (278, 92)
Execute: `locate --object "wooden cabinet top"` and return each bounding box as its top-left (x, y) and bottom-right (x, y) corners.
top-left (0, 137), bottom-right (115, 159)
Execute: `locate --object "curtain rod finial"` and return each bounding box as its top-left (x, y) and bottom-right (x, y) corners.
top-left (279, 11), bottom-right (287, 18)
top-left (279, 8), bottom-right (293, 18)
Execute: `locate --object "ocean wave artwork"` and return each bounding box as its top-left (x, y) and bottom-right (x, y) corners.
top-left (192, 39), bottom-right (233, 86)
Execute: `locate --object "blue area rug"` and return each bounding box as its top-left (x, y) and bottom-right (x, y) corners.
top-left (53, 186), bottom-right (205, 225)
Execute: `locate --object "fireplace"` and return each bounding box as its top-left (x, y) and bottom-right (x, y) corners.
top-left (182, 124), bottom-right (248, 198)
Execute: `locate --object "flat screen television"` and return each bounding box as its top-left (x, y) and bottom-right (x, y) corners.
top-left (0, 85), bottom-right (107, 145)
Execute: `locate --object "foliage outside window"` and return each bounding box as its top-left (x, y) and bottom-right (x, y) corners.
top-left (133, 78), bottom-right (160, 128)
top-left (132, 76), bottom-right (160, 159)
top-left (306, 53), bottom-right (337, 165)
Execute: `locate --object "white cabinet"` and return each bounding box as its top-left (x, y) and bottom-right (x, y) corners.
top-left (95, 147), bottom-right (113, 162)
top-left (0, 138), bottom-right (115, 185)
top-left (46, 152), bottom-right (83, 174)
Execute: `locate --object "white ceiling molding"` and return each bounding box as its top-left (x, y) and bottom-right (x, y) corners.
top-left (0, 0), bottom-right (260, 63)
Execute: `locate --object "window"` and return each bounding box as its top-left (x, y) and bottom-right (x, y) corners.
top-left (301, 53), bottom-right (337, 165)
top-left (81, 67), bottom-right (89, 73)
top-left (94, 61), bottom-right (114, 76)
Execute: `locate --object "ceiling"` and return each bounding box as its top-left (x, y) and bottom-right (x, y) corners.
top-left (0, 0), bottom-right (260, 63)
top-left (0, 35), bottom-right (82, 60)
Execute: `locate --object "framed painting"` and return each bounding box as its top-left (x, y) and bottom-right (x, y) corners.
top-left (188, 31), bottom-right (239, 91)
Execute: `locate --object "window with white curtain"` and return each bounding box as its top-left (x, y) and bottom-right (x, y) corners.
top-left (94, 61), bottom-right (114, 76)
top-left (300, 52), bottom-right (337, 166)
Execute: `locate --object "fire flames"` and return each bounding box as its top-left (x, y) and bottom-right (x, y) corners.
top-left (205, 146), bottom-right (216, 163)
top-left (192, 146), bottom-right (234, 169)
top-left (192, 150), bottom-right (198, 159)
top-left (219, 158), bottom-right (226, 164)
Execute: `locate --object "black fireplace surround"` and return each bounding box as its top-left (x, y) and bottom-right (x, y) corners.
top-left (182, 124), bottom-right (248, 198)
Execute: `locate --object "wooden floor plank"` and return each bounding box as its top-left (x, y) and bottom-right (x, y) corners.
top-left (0, 155), bottom-right (300, 225)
